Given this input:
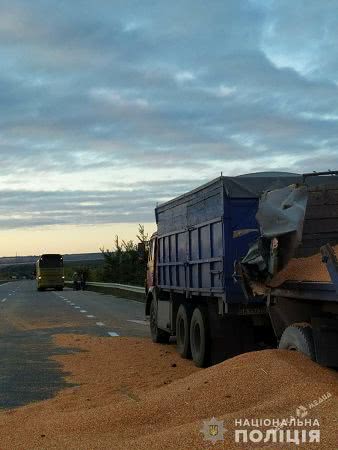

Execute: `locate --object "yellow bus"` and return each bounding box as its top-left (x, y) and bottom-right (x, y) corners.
top-left (36, 254), bottom-right (65, 291)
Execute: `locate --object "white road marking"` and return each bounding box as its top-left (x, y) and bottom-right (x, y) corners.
top-left (127, 319), bottom-right (149, 326)
top-left (67, 301), bottom-right (72, 303)
top-left (80, 310), bottom-right (87, 313)
top-left (1, 298), bottom-right (7, 303)
top-left (108, 331), bottom-right (119, 337)
top-left (96, 322), bottom-right (105, 327)
top-left (86, 315), bottom-right (95, 318)
top-left (74, 306), bottom-right (81, 309)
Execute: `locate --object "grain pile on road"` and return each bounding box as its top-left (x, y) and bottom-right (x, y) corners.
top-left (269, 244), bottom-right (338, 287)
top-left (0, 335), bottom-right (337, 449)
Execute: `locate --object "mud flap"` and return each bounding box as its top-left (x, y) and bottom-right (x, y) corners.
top-left (207, 301), bottom-right (255, 364)
top-left (312, 317), bottom-right (338, 368)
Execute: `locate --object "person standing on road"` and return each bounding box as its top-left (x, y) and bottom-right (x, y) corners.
top-left (80, 271), bottom-right (87, 291)
top-left (72, 271), bottom-right (80, 290)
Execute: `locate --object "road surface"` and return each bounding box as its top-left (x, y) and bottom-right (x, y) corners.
top-left (0, 280), bottom-right (149, 409)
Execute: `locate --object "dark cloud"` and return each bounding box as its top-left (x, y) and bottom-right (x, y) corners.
top-left (0, 178), bottom-right (208, 228)
top-left (0, 0), bottom-right (337, 228)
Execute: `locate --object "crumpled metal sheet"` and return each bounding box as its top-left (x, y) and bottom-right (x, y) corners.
top-left (256, 184), bottom-right (308, 241)
top-left (237, 175), bottom-right (338, 295)
top-left (241, 184), bottom-right (308, 275)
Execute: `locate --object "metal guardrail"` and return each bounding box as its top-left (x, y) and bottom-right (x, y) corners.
top-left (65, 281), bottom-right (144, 294)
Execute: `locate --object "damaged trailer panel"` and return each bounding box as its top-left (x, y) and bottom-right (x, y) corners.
top-left (236, 172), bottom-right (338, 367)
top-left (239, 172), bottom-right (338, 292)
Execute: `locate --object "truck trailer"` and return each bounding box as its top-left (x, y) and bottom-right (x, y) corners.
top-left (145, 171), bottom-right (338, 367)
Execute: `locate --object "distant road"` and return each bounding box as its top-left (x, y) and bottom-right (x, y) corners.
top-left (0, 280), bottom-right (149, 409)
top-left (0, 256), bottom-right (104, 268)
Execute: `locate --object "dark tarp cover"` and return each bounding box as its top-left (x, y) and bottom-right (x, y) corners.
top-left (155, 172), bottom-right (304, 235)
top-left (221, 173), bottom-right (302, 199)
top-left (156, 173), bottom-right (302, 215)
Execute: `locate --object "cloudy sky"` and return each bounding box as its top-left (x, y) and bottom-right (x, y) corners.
top-left (1, 0), bottom-right (338, 255)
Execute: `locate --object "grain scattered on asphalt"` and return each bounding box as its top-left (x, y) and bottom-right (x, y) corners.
top-left (0, 335), bottom-right (336, 449)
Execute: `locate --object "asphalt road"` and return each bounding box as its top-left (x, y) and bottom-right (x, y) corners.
top-left (0, 280), bottom-right (149, 409)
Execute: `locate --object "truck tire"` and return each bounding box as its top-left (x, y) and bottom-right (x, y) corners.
top-left (190, 307), bottom-right (209, 367)
top-left (149, 297), bottom-right (170, 344)
top-left (176, 304), bottom-right (191, 359)
top-left (278, 323), bottom-right (315, 360)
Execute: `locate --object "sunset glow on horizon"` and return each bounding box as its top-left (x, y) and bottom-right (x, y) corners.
top-left (0, 223), bottom-right (156, 257)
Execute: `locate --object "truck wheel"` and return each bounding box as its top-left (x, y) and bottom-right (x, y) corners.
top-left (149, 297), bottom-right (170, 344)
top-left (176, 304), bottom-right (191, 359)
top-left (278, 323), bottom-right (315, 360)
top-left (190, 307), bottom-right (209, 367)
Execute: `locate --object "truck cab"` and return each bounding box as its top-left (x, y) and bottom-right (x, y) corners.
top-left (145, 232), bottom-right (172, 345)
top-left (146, 233), bottom-right (157, 292)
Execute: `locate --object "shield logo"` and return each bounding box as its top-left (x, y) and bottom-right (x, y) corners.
top-left (209, 425), bottom-right (219, 437)
top-left (200, 417), bottom-right (226, 444)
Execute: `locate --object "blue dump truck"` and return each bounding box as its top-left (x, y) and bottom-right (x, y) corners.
top-left (145, 171), bottom-right (338, 367)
